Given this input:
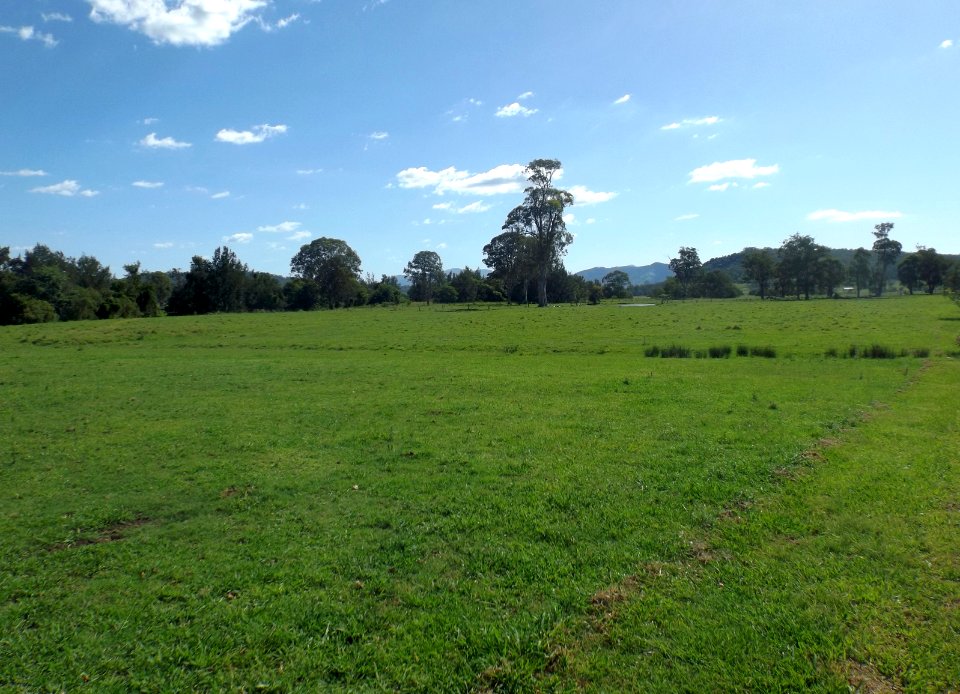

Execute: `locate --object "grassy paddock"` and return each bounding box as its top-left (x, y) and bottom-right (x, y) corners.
top-left (1, 295), bottom-right (957, 690)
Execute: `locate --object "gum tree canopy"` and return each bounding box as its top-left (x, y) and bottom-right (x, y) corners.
top-left (290, 237), bottom-right (362, 309)
top-left (501, 159), bottom-right (574, 307)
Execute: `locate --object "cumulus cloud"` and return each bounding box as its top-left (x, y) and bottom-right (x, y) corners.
top-left (0, 25), bottom-right (58, 47)
top-left (30, 180), bottom-right (99, 197)
top-left (88, 0), bottom-right (268, 47)
top-left (568, 185), bottom-right (617, 205)
top-left (940, 39), bottom-right (954, 49)
top-left (613, 94), bottom-right (631, 105)
top-left (258, 221), bottom-right (301, 233)
top-left (1, 169), bottom-right (48, 177)
top-left (132, 180), bottom-right (164, 188)
top-left (216, 123), bottom-right (287, 144)
top-left (496, 102), bottom-right (538, 118)
top-left (806, 209), bottom-right (904, 223)
top-left (661, 116), bottom-right (721, 130)
top-left (396, 163), bottom-right (527, 196)
top-left (141, 132), bottom-right (191, 149)
top-left (689, 158), bottom-right (779, 184)
top-left (224, 232), bottom-right (253, 244)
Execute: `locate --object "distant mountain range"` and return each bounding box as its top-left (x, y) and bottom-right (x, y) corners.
top-left (575, 263), bottom-right (672, 286)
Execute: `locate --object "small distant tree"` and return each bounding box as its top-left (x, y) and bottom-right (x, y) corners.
top-left (602, 270), bottom-right (631, 299)
top-left (291, 238), bottom-right (363, 309)
top-left (741, 249), bottom-right (775, 299)
top-left (668, 247), bottom-right (702, 299)
top-left (816, 257), bottom-right (846, 297)
top-left (404, 250), bottom-right (444, 304)
top-left (915, 247), bottom-right (949, 294)
top-left (778, 233), bottom-right (827, 300)
top-left (897, 254), bottom-right (921, 294)
top-left (849, 247), bottom-right (872, 298)
top-left (871, 222), bottom-right (902, 296)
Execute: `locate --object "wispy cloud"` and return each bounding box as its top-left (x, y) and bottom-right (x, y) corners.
top-left (296, 168), bottom-right (321, 175)
top-left (674, 213), bottom-right (699, 221)
top-left (369, 131), bottom-right (389, 140)
top-left (0, 25), bottom-right (58, 48)
top-left (1, 169), bottom-right (48, 177)
top-left (216, 123), bottom-right (287, 144)
top-left (396, 163), bottom-right (527, 196)
top-left (141, 117), bottom-right (159, 125)
top-left (940, 39), bottom-right (954, 49)
top-left (258, 221), bottom-right (301, 233)
top-left (211, 191), bottom-right (231, 199)
top-left (30, 179), bottom-right (99, 197)
top-left (689, 158), bottom-right (779, 184)
top-left (42, 13), bottom-right (73, 22)
top-left (806, 209), bottom-right (904, 223)
top-left (257, 13), bottom-right (300, 32)
top-left (153, 242), bottom-right (174, 249)
top-left (613, 94), bottom-right (631, 105)
top-left (496, 102), bottom-right (538, 118)
top-left (88, 0), bottom-right (268, 47)
top-left (224, 232), bottom-right (254, 244)
top-left (287, 231), bottom-right (311, 241)
top-left (132, 180), bottom-right (164, 189)
top-left (516, 91), bottom-right (534, 100)
top-left (661, 116), bottom-right (721, 131)
top-left (141, 132), bottom-right (191, 149)
top-left (708, 182), bottom-right (736, 192)
top-left (568, 185), bottom-right (617, 205)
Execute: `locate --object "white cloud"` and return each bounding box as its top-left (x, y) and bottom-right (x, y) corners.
top-left (689, 158), bottom-right (779, 183)
top-left (708, 182), bottom-right (736, 192)
top-left (132, 180), bottom-right (164, 188)
top-left (436, 242), bottom-right (447, 249)
top-left (496, 102), bottom-right (538, 118)
top-left (258, 13), bottom-right (300, 31)
top-left (674, 213), bottom-right (699, 221)
top-left (216, 123), bottom-right (287, 144)
top-left (287, 231), bottom-right (311, 241)
top-left (369, 131), bottom-right (389, 140)
top-left (613, 94), bottom-right (631, 105)
top-left (1, 169), bottom-right (48, 177)
top-left (432, 202), bottom-right (453, 210)
top-left (153, 242), bottom-right (174, 249)
top-left (568, 185), bottom-right (617, 205)
top-left (293, 202), bottom-right (308, 210)
top-left (661, 116), bottom-right (722, 131)
top-left (30, 179), bottom-right (99, 197)
top-left (224, 232), bottom-right (253, 244)
top-left (563, 213), bottom-right (575, 225)
top-left (211, 191), bottom-right (231, 199)
top-left (806, 209), bottom-right (904, 223)
top-left (141, 132), bottom-right (191, 149)
top-left (296, 168), bottom-right (321, 175)
top-left (258, 221), bottom-right (301, 233)
top-left (88, 0), bottom-right (268, 47)
top-left (752, 182), bottom-right (771, 189)
top-left (585, 218), bottom-right (596, 225)
top-left (456, 201), bottom-right (491, 214)
top-left (940, 39), bottom-right (954, 49)
top-left (0, 25), bottom-right (58, 47)
top-left (396, 163), bottom-right (527, 196)
top-left (517, 91), bottom-right (534, 100)
top-left (43, 13), bottom-right (73, 22)
top-left (142, 116), bottom-right (159, 125)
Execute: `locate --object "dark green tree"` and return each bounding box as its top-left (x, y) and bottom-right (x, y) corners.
top-left (602, 270), bottom-right (631, 299)
top-left (914, 247), bottom-right (950, 294)
top-left (482, 230), bottom-right (535, 304)
top-left (816, 257), bottom-right (846, 297)
top-left (669, 246), bottom-right (703, 299)
top-left (849, 247), bottom-right (872, 298)
top-left (778, 233), bottom-right (827, 299)
top-left (403, 250), bottom-right (444, 304)
top-left (500, 159), bottom-right (574, 307)
top-left (872, 222), bottom-right (902, 295)
top-left (741, 249), bottom-right (776, 299)
top-left (291, 238), bottom-right (362, 309)
top-left (897, 254), bottom-right (921, 294)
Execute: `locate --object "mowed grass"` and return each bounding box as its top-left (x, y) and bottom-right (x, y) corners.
top-left (0, 296), bottom-right (957, 691)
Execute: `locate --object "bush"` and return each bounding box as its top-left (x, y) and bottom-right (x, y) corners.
top-left (750, 346), bottom-right (777, 358)
top-left (708, 345), bottom-right (732, 358)
top-left (736, 344), bottom-right (749, 357)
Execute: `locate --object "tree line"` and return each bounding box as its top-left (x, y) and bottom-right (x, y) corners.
top-left (3, 160), bottom-right (958, 325)
top-left (665, 223), bottom-right (958, 301)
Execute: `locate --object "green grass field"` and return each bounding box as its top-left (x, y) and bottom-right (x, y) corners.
top-left (1, 296), bottom-right (957, 692)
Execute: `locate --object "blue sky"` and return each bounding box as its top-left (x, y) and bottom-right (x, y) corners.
top-left (2, 1), bottom-right (958, 278)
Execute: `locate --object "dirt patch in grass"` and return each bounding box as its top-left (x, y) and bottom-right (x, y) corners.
top-left (48, 516), bottom-right (151, 551)
top-left (837, 659), bottom-right (903, 693)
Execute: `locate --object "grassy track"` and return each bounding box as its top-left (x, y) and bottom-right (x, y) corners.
top-left (0, 296), bottom-right (956, 691)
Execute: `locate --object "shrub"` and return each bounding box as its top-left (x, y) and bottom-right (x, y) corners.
top-left (750, 346), bottom-right (777, 358)
top-left (661, 345), bottom-right (691, 358)
top-left (708, 345), bottom-right (732, 359)
top-left (736, 344), bottom-right (749, 357)
top-left (644, 345), bottom-right (660, 357)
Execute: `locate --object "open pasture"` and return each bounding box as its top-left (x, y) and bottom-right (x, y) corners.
top-left (1, 296), bottom-right (957, 691)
